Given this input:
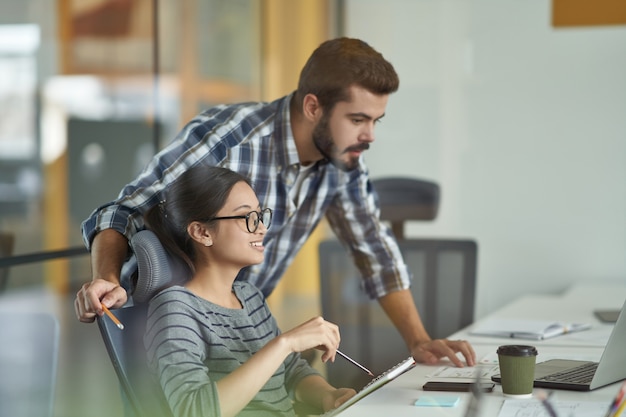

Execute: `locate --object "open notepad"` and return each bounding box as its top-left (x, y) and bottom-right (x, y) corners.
top-left (469, 319), bottom-right (591, 340)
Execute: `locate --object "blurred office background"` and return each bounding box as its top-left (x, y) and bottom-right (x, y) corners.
top-left (0, 1), bottom-right (624, 416)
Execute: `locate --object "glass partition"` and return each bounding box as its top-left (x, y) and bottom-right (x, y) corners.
top-left (0, 0), bottom-right (263, 293)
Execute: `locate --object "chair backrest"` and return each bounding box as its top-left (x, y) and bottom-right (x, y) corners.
top-left (319, 238), bottom-right (477, 389)
top-left (97, 303), bottom-right (172, 417)
top-left (97, 229), bottom-right (190, 417)
top-left (0, 311), bottom-right (59, 417)
top-left (371, 177), bottom-right (440, 239)
top-left (130, 229), bottom-right (190, 303)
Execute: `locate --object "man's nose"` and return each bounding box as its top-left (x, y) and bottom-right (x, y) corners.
top-left (360, 122), bottom-right (376, 143)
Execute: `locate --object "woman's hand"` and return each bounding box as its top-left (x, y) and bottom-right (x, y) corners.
top-left (280, 316), bottom-right (340, 363)
top-left (321, 387), bottom-right (357, 412)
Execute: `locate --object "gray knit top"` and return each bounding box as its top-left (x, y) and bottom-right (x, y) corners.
top-left (144, 282), bottom-right (320, 417)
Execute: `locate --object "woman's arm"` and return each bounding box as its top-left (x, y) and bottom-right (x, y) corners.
top-left (216, 316), bottom-right (341, 417)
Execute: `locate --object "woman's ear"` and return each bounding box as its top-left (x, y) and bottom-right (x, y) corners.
top-left (302, 93), bottom-right (322, 122)
top-left (187, 221), bottom-right (213, 247)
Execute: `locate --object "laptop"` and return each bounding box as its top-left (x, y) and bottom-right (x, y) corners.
top-left (321, 356), bottom-right (416, 416)
top-left (492, 298), bottom-right (626, 391)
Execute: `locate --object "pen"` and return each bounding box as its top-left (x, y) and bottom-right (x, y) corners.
top-left (101, 304), bottom-right (124, 330)
top-left (604, 381), bottom-right (626, 417)
top-left (336, 349), bottom-right (374, 376)
top-left (537, 390), bottom-right (559, 417)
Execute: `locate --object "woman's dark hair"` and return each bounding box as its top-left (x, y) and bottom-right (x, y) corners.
top-left (294, 37), bottom-right (399, 113)
top-left (144, 165), bottom-right (251, 272)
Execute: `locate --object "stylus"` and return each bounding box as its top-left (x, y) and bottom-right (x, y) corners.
top-left (336, 349), bottom-right (374, 376)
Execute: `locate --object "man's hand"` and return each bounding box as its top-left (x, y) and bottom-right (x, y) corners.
top-left (411, 339), bottom-right (476, 367)
top-left (76, 229), bottom-right (130, 323)
top-left (74, 278), bottom-right (128, 323)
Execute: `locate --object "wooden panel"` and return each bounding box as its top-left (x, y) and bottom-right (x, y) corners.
top-left (261, 0), bottom-right (330, 100)
top-left (262, 0), bottom-right (332, 305)
top-left (553, 0), bottom-right (626, 27)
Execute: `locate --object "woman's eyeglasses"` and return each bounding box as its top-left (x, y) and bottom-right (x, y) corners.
top-left (206, 208), bottom-right (273, 233)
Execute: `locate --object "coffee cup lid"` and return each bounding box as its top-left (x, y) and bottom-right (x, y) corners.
top-left (497, 345), bottom-right (538, 357)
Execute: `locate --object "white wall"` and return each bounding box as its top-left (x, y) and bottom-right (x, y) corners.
top-left (345, 0), bottom-right (626, 318)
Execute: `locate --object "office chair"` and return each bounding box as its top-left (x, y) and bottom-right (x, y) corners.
top-left (0, 311), bottom-right (59, 417)
top-left (0, 232), bottom-right (15, 292)
top-left (318, 177), bottom-right (478, 389)
top-left (98, 230), bottom-right (322, 417)
top-left (97, 230), bottom-right (188, 417)
top-left (370, 177), bottom-right (440, 239)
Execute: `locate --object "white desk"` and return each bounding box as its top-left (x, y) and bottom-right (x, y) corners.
top-left (335, 283), bottom-right (626, 417)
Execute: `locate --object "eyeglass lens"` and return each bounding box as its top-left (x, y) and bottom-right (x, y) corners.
top-left (247, 209), bottom-right (272, 232)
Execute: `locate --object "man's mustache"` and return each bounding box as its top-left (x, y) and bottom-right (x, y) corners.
top-left (342, 143), bottom-right (370, 154)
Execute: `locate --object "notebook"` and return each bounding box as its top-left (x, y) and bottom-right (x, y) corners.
top-left (492, 298), bottom-right (626, 391)
top-left (321, 356), bottom-right (416, 416)
top-left (469, 319), bottom-right (591, 340)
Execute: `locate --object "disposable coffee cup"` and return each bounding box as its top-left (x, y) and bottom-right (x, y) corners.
top-left (496, 345), bottom-right (538, 398)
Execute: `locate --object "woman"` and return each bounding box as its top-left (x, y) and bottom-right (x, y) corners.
top-left (143, 165), bottom-right (355, 417)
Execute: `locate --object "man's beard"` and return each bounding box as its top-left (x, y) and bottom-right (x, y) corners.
top-left (312, 115), bottom-right (369, 172)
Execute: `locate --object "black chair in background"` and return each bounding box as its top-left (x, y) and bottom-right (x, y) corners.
top-left (319, 177), bottom-right (478, 390)
top-left (0, 232), bottom-right (15, 292)
top-left (371, 177), bottom-right (440, 239)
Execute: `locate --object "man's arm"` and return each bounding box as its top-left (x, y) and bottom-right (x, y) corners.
top-left (378, 289), bottom-right (476, 367)
top-left (74, 229), bottom-right (129, 323)
top-left (324, 165), bottom-right (476, 367)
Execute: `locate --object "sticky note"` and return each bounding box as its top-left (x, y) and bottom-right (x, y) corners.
top-left (414, 396), bottom-right (460, 407)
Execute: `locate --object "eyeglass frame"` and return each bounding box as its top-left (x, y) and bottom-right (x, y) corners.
top-left (204, 208), bottom-right (273, 233)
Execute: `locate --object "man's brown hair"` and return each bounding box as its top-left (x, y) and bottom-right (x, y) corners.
top-left (294, 37), bottom-right (399, 113)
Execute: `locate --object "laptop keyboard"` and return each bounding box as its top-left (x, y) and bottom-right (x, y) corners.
top-left (537, 362), bottom-right (598, 384)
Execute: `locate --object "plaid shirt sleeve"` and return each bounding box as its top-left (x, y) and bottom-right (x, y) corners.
top-left (81, 101), bottom-right (277, 250)
top-left (324, 162), bottom-right (412, 299)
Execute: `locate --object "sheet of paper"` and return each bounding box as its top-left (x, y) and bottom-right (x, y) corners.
top-left (498, 399), bottom-right (608, 417)
top-left (427, 364), bottom-right (500, 379)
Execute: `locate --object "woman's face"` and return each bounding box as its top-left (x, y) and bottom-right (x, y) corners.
top-left (208, 181), bottom-right (267, 269)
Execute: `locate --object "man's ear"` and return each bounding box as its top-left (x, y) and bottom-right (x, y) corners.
top-left (302, 93), bottom-right (323, 122)
top-left (187, 221), bottom-right (213, 247)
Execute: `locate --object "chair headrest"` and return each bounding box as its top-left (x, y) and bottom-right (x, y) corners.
top-left (372, 177), bottom-right (440, 222)
top-left (130, 230), bottom-right (191, 303)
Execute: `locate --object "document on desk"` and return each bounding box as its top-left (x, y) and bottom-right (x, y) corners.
top-left (498, 399), bottom-right (608, 417)
top-left (469, 319), bottom-right (591, 340)
top-left (428, 364), bottom-right (500, 380)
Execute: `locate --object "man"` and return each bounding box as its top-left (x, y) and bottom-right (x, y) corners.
top-left (75, 37), bottom-right (475, 368)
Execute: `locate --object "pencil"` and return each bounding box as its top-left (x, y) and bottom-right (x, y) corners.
top-left (101, 304), bottom-right (124, 330)
top-left (336, 349), bottom-right (374, 376)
